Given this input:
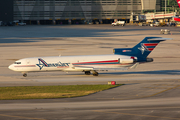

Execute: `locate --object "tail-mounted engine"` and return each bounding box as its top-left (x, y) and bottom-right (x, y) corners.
top-left (146, 58), bottom-right (153, 62)
top-left (118, 56), bottom-right (137, 64)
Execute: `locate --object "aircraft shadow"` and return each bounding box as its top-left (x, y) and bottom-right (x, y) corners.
top-left (100, 70), bottom-right (180, 75)
top-left (0, 25), bottom-right (157, 43)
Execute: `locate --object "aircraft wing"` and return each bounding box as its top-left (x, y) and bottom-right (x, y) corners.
top-left (73, 63), bottom-right (139, 71)
top-left (129, 62), bottom-right (139, 69)
top-left (73, 66), bottom-right (94, 71)
top-left (93, 67), bottom-right (128, 71)
top-left (74, 66), bottom-right (128, 71)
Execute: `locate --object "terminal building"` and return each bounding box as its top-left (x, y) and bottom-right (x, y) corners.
top-left (0, 0), bottom-right (179, 25)
top-left (0, 0), bottom-right (13, 25)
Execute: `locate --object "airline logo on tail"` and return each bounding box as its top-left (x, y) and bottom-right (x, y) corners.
top-left (36, 58), bottom-right (70, 70)
top-left (138, 43), bottom-right (158, 54)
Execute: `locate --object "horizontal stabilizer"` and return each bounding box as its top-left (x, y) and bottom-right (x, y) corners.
top-left (148, 38), bottom-right (172, 41)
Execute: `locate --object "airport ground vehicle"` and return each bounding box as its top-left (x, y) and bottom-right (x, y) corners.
top-left (18, 22), bottom-right (26, 26)
top-left (111, 21), bottom-right (125, 26)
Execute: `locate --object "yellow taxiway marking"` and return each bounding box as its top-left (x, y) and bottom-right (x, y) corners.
top-left (0, 114), bottom-right (46, 120)
top-left (93, 110), bottom-right (180, 120)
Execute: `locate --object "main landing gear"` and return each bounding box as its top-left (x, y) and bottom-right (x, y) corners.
top-left (92, 71), bottom-right (99, 76)
top-left (85, 71), bottom-right (91, 75)
top-left (84, 71), bottom-right (99, 76)
top-left (23, 73), bottom-right (27, 77)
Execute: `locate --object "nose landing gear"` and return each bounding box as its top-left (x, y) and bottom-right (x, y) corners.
top-left (23, 73), bottom-right (27, 77)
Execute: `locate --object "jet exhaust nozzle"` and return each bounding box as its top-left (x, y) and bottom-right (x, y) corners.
top-left (146, 58), bottom-right (153, 62)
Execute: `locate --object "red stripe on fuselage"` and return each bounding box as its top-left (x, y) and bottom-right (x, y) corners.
top-left (73, 60), bottom-right (118, 65)
top-left (73, 63), bottom-right (132, 66)
top-left (15, 65), bottom-right (36, 67)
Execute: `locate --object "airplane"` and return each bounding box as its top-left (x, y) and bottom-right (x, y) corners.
top-left (174, 17), bottom-right (180, 22)
top-left (172, 0), bottom-right (180, 22)
top-left (177, 0), bottom-right (180, 8)
top-left (8, 37), bottom-right (172, 77)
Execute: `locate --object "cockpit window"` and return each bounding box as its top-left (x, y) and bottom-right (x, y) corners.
top-left (14, 62), bottom-right (21, 64)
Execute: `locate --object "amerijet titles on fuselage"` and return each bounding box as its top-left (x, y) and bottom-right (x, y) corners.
top-left (36, 58), bottom-right (70, 70)
top-left (8, 37), bottom-right (172, 77)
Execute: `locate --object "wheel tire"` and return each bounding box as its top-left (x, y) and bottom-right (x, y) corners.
top-left (93, 72), bottom-right (99, 76)
top-left (23, 73), bottom-right (27, 77)
top-left (85, 71), bottom-right (91, 75)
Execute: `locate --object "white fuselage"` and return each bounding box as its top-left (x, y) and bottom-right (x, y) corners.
top-left (8, 54), bottom-right (135, 73)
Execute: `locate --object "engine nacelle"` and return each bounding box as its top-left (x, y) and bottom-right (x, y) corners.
top-left (118, 58), bottom-right (135, 64)
top-left (146, 58), bottom-right (153, 62)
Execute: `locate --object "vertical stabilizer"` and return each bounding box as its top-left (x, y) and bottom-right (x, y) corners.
top-left (132, 37), bottom-right (167, 61)
top-left (114, 37), bottom-right (172, 62)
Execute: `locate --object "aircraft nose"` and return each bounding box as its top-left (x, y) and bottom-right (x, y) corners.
top-left (8, 64), bottom-right (14, 71)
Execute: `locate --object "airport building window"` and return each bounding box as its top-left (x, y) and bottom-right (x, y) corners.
top-left (12, 0), bottom-right (164, 24)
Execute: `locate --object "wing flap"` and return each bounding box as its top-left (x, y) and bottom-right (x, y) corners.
top-left (93, 68), bottom-right (128, 71)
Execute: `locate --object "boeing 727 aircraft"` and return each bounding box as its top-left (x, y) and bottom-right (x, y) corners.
top-left (8, 37), bottom-right (171, 77)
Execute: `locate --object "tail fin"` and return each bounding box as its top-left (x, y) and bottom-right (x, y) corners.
top-left (114, 37), bottom-right (172, 61)
top-left (174, 17), bottom-right (180, 22)
top-left (177, 0), bottom-right (180, 8)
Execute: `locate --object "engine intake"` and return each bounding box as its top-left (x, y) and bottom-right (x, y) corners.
top-left (118, 58), bottom-right (135, 64)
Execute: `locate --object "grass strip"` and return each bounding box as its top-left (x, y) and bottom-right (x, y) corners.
top-left (0, 84), bottom-right (122, 100)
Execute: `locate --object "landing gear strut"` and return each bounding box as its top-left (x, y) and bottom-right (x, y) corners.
top-left (23, 73), bottom-right (27, 77)
top-left (92, 71), bottom-right (99, 76)
top-left (85, 71), bottom-right (91, 75)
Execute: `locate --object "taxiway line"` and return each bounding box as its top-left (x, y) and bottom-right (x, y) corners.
top-left (0, 114), bottom-right (46, 120)
top-left (93, 110), bottom-right (180, 120)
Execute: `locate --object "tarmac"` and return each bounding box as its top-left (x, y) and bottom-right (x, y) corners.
top-left (0, 24), bottom-right (180, 120)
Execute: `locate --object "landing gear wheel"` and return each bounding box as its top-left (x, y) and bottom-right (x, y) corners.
top-left (93, 72), bottom-right (99, 76)
top-left (23, 73), bottom-right (27, 77)
top-left (85, 71), bottom-right (91, 75)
